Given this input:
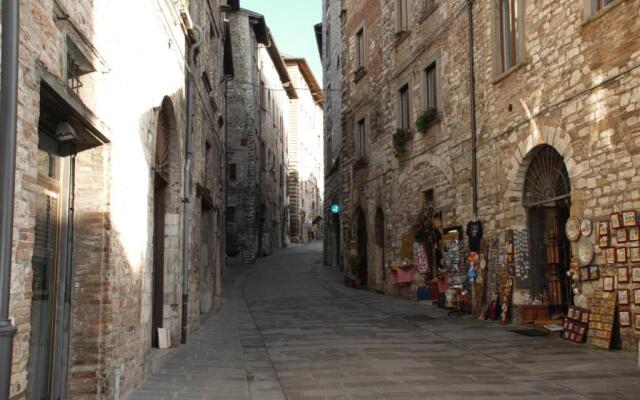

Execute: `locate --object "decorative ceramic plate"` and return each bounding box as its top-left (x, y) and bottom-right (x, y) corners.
top-left (565, 217), bottom-right (581, 241)
top-left (580, 219), bottom-right (592, 237)
top-left (577, 239), bottom-right (594, 267)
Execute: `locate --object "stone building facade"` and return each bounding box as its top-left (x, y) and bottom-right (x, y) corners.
top-left (321, 0), bottom-right (344, 268)
top-left (226, 9), bottom-right (293, 263)
top-left (335, 0), bottom-right (640, 352)
top-left (5, 0), bottom-right (232, 398)
top-left (284, 57), bottom-right (324, 243)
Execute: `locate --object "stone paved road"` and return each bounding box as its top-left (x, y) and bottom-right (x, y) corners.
top-left (129, 242), bottom-right (640, 400)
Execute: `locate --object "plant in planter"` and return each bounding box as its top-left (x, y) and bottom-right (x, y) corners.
top-left (415, 108), bottom-right (439, 133)
top-left (410, 206), bottom-right (441, 245)
top-left (393, 128), bottom-right (413, 156)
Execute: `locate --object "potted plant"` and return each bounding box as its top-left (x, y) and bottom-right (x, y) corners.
top-left (393, 128), bottom-right (413, 156)
top-left (415, 108), bottom-right (439, 133)
top-left (410, 206), bottom-right (440, 245)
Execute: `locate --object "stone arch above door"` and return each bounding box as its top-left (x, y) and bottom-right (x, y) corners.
top-left (503, 127), bottom-right (578, 206)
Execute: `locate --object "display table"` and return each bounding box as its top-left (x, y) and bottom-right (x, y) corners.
top-left (519, 304), bottom-right (550, 324)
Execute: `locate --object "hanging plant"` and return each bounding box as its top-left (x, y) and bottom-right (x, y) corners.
top-left (415, 108), bottom-right (439, 133)
top-left (410, 206), bottom-right (440, 244)
top-left (393, 128), bottom-right (413, 156)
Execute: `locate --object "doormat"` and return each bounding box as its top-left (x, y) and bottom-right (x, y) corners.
top-left (510, 329), bottom-right (548, 337)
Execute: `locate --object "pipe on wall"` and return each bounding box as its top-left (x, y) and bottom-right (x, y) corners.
top-left (0, 0), bottom-right (20, 397)
top-left (467, 0), bottom-right (478, 218)
top-left (182, 25), bottom-right (203, 345)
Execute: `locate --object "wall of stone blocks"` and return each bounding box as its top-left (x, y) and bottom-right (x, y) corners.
top-left (7, 0), bottom-right (228, 398)
top-left (337, 0), bottom-right (640, 351)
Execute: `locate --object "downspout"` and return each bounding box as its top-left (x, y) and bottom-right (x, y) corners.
top-left (182, 25), bottom-right (203, 345)
top-left (0, 0), bottom-right (20, 398)
top-left (467, 0), bottom-right (478, 218)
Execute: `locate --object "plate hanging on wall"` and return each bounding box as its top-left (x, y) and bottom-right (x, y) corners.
top-left (565, 217), bottom-right (581, 242)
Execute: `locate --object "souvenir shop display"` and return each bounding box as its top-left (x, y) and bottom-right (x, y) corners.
top-left (580, 219), bottom-right (592, 237)
top-left (606, 248), bottom-right (616, 265)
top-left (616, 247), bottom-right (627, 264)
top-left (630, 248), bottom-right (640, 263)
top-left (588, 289), bottom-right (617, 350)
top-left (622, 210), bottom-right (636, 227)
top-left (631, 266), bottom-right (640, 283)
top-left (618, 289), bottom-right (630, 305)
top-left (599, 235), bottom-right (609, 248)
top-left (563, 306), bottom-right (589, 343)
top-left (616, 228), bottom-right (628, 243)
top-left (618, 266), bottom-right (629, 283)
top-left (514, 229), bottom-right (531, 288)
top-left (610, 212), bottom-right (622, 229)
top-left (466, 220), bottom-right (483, 252)
top-left (413, 242), bottom-right (429, 274)
top-left (603, 276), bottom-right (615, 292)
top-left (441, 238), bottom-right (469, 313)
top-left (628, 227), bottom-right (639, 241)
top-left (598, 220), bottom-right (609, 236)
top-left (619, 309), bottom-right (631, 327)
top-left (634, 288), bottom-right (640, 305)
top-left (577, 239), bottom-right (594, 266)
top-left (565, 217), bottom-right (581, 241)
top-left (589, 265), bottom-right (600, 281)
top-left (545, 227), bottom-right (563, 306)
top-left (635, 314), bottom-right (640, 331)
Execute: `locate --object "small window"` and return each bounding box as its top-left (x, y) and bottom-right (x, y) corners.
top-left (424, 63), bottom-right (437, 110)
top-left (355, 28), bottom-right (365, 69)
top-left (260, 81), bottom-right (266, 110)
top-left (227, 207), bottom-right (236, 222)
top-left (592, 0), bottom-right (616, 13)
top-left (229, 163), bottom-right (237, 181)
top-left (399, 85), bottom-right (411, 130)
top-left (356, 118), bottom-right (367, 158)
top-left (423, 0), bottom-right (435, 13)
top-left (396, 0), bottom-right (409, 32)
top-left (424, 189), bottom-right (434, 207)
top-left (498, 0), bottom-right (522, 72)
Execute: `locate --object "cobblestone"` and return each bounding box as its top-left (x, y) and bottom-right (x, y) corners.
top-left (129, 243), bottom-right (640, 399)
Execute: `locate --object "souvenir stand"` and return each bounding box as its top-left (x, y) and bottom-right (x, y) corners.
top-left (440, 234), bottom-right (469, 314)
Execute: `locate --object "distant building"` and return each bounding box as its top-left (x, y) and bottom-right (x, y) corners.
top-left (284, 57), bottom-right (324, 243)
top-left (321, 0), bottom-right (344, 267)
top-left (226, 9), bottom-right (294, 263)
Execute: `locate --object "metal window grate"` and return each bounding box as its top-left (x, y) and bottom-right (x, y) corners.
top-left (523, 145), bottom-right (570, 208)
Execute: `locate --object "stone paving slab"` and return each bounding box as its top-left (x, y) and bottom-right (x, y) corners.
top-left (129, 243), bottom-right (640, 400)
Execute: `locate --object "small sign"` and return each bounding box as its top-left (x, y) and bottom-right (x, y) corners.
top-left (330, 204), bottom-right (341, 214)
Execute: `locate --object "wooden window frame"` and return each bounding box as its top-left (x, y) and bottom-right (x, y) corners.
top-left (398, 84), bottom-right (411, 131)
top-left (355, 27), bottom-right (365, 69)
top-left (424, 62), bottom-right (438, 111)
top-left (499, 0), bottom-right (517, 72)
top-left (396, 0), bottom-right (409, 32)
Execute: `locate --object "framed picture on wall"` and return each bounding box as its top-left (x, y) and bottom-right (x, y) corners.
top-left (599, 235), bottom-right (609, 248)
top-left (635, 314), bottom-right (640, 331)
top-left (603, 276), bottom-right (615, 292)
top-left (632, 266), bottom-right (640, 283)
top-left (616, 247), bottom-right (627, 263)
top-left (622, 210), bottom-right (636, 227)
top-left (634, 288), bottom-right (640, 305)
top-left (606, 248), bottom-right (616, 265)
top-left (618, 266), bottom-right (629, 283)
top-left (619, 310), bottom-right (631, 327)
top-left (616, 228), bottom-right (628, 243)
top-left (628, 227), bottom-right (639, 241)
top-left (611, 213), bottom-right (622, 229)
top-left (598, 220), bottom-right (609, 236)
top-left (630, 248), bottom-right (640, 263)
top-left (618, 289), bottom-right (630, 305)
top-left (580, 267), bottom-right (590, 281)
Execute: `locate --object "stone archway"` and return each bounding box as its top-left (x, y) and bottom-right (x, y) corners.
top-left (152, 96), bottom-right (177, 348)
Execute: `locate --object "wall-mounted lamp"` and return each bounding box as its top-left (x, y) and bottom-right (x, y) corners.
top-left (55, 121), bottom-right (78, 143)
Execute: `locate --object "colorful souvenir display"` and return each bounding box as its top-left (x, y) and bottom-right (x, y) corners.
top-left (563, 306), bottom-right (589, 344)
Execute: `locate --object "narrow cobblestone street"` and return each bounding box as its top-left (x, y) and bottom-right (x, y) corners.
top-left (129, 243), bottom-right (640, 400)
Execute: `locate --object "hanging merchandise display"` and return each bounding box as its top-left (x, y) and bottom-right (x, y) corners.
top-left (466, 220), bottom-right (483, 252)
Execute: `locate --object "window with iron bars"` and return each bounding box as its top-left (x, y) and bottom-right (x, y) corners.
top-left (67, 54), bottom-right (83, 95)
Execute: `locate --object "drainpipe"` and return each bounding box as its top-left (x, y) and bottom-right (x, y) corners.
top-left (467, 0), bottom-right (478, 218)
top-left (182, 26), bottom-right (203, 345)
top-left (0, 0), bottom-right (20, 398)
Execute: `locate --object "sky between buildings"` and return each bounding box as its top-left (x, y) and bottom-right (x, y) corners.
top-left (240, 0), bottom-right (323, 85)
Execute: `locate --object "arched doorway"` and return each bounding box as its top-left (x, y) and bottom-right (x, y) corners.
top-left (524, 145), bottom-right (571, 313)
top-left (356, 208), bottom-right (368, 286)
top-left (152, 98), bottom-right (174, 347)
top-left (375, 208), bottom-right (385, 286)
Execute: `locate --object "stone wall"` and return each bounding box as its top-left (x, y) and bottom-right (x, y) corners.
top-left (336, 0), bottom-right (640, 352)
top-left (226, 10), bottom-right (290, 263)
top-left (7, 0), bottom-right (228, 398)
